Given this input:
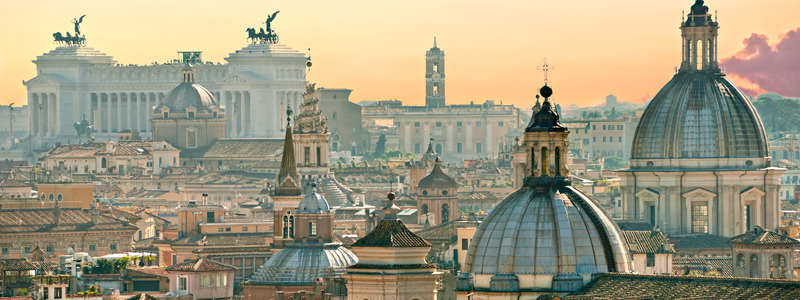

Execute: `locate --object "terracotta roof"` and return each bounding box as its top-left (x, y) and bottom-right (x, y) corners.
top-left (616, 220), bottom-right (657, 231)
top-left (672, 257), bottom-right (733, 277)
top-left (127, 267), bottom-right (169, 278)
top-left (181, 139), bottom-right (283, 158)
top-left (0, 258), bottom-right (36, 271)
top-left (124, 294), bottom-right (161, 300)
top-left (353, 219), bottom-right (431, 248)
top-left (568, 273), bottom-right (800, 299)
top-left (0, 176), bottom-right (29, 188)
top-left (729, 228), bottom-right (800, 245)
top-left (165, 258), bottom-right (236, 272)
top-left (0, 208), bottom-right (137, 233)
top-left (622, 230), bottom-right (674, 254)
top-left (670, 234), bottom-right (730, 250)
top-left (416, 220), bottom-right (479, 243)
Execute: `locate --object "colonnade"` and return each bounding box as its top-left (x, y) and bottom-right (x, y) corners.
top-left (90, 92), bottom-right (164, 134)
top-left (29, 93), bottom-right (58, 137)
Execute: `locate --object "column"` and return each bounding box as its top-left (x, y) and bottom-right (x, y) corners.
top-left (50, 93), bottom-right (58, 136)
top-left (116, 94), bottom-right (122, 133)
top-left (106, 93), bottom-right (112, 133)
top-left (134, 94), bottom-right (140, 132)
top-left (486, 119), bottom-right (492, 155)
top-left (40, 94), bottom-right (48, 136)
top-left (225, 92), bottom-right (233, 135)
top-left (30, 94), bottom-right (38, 136)
top-left (465, 122), bottom-right (473, 153)
top-left (244, 92), bottom-right (251, 136)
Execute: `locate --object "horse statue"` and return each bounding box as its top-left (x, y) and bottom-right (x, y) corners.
top-left (73, 114), bottom-right (95, 143)
top-left (53, 15), bottom-right (87, 47)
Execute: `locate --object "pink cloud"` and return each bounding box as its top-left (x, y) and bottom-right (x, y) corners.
top-left (721, 27), bottom-right (800, 97)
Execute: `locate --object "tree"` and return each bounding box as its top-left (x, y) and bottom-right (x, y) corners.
top-left (373, 134), bottom-right (387, 158)
top-left (752, 97), bottom-right (800, 133)
top-left (603, 156), bottom-right (625, 170)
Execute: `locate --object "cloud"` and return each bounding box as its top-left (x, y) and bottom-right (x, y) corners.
top-left (721, 27), bottom-right (800, 97)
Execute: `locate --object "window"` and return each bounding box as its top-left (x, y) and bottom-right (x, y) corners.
top-left (476, 143), bottom-right (482, 153)
top-left (110, 244), bottom-right (117, 251)
top-left (618, 136), bottom-right (622, 142)
top-left (304, 147), bottom-right (311, 165)
top-left (462, 238), bottom-right (469, 250)
top-left (457, 143), bottom-right (463, 153)
top-left (44, 287), bottom-right (49, 300)
top-left (49, 193), bottom-right (54, 202)
top-left (207, 212), bottom-right (215, 223)
top-left (89, 245), bottom-right (96, 252)
top-left (691, 203), bottom-right (709, 233)
top-left (24, 247), bottom-right (32, 254)
top-left (187, 131), bottom-right (197, 148)
top-left (498, 121), bottom-right (504, 127)
top-left (541, 147), bottom-right (549, 176)
top-left (435, 121), bottom-right (442, 127)
top-left (1, 248), bottom-right (7, 255)
top-left (617, 125), bottom-right (623, 130)
top-left (316, 147), bottom-right (322, 166)
top-left (457, 121), bottom-right (463, 127)
top-left (646, 253), bottom-right (655, 267)
top-left (218, 227), bottom-right (224, 232)
top-left (414, 143), bottom-right (421, 154)
top-left (433, 83), bottom-right (439, 96)
top-left (745, 205), bottom-right (752, 231)
top-left (602, 137), bottom-right (606, 142)
top-left (178, 276), bottom-right (188, 291)
top-left (57, 193), bottom-right (63, 202)
top-left (602, 125), bottom-right (606, 130)
top-left (212, 111), bottom-right (218, 118)
top-left (163, 112), bottom-right (169, 119)
top-left (593, 125), bottom-right (597, 130)
top-left (54, 288), bottom-right (62, 299)
top-left (309, 222), bottom-right (317, 236)
top-left (593, 136), bottom-right (597, 142)
top-left (242, 226), bottom-right (248, 232)
top-left (414, 122), bottom-right (421, 128)
top-left (476, 121), bottom-right (482, 127)
top-left (200, 274), bottom-right (211, 288)
top-left (216, 273), bottom-right (227, 287)
top-left (225, 227), bottom-right (231, 232)
top-left (46, 246), bottom-right (54, 253)
top-left (188, 111), bottom-right (195, 119)
top-left (583, 138), bottom-right (589, 145)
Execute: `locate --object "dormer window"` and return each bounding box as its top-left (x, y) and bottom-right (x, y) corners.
top-left (163, 112), bottom-right (169, 119)
top-left (212, 111), bottom-right (218, 118)
top-left (188, 111), bottom-right (195, 119)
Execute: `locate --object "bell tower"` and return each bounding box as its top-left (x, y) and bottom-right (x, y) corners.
top-left (425, 37), bottom-right (446, 107)
top-left (680, 0), bottom-right (720, 72)
top-left (523, 84), bottom-right (570, 181)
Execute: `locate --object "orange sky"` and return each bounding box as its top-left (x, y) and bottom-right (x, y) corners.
top-left (1, 0), bottom-right (799, 109)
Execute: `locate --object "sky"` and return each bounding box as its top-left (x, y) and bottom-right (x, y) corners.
top-left (1, 0), bottom-right (799, 109)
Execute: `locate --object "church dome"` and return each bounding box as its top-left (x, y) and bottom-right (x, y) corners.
top-left (295, 186), bottom-right (331, 214)
top-left (418, 158), bottom-right (457, 188)
top-left (461, 185), bottom-right (631, 292)
top-left (630, 69), bottom-right (768, 164)
top-left (248, 245), bottom-right (357, 285)
top-left (160, 66), bottom-right (218, 113)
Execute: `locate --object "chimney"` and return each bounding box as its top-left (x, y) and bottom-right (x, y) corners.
top-left (90, 203), bottom-right (99, 224)
top-left (54, 200), bottom-right (61, 226)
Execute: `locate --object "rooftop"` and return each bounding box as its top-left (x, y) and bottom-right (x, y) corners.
top-left (165, 257), bottom-right (236, 272)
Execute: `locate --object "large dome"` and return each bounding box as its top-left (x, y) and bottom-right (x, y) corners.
top-left (248, 245), bottom-right (357, 285)
top-left (630, 65), bottom-right (768, 165)
top-left (461, 184), bottom-right (631, 292)
top-left (161, 82), bottom-right (218, 113)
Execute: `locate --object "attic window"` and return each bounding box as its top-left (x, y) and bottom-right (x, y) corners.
top-left (442, 190), bottom-right (448, 195)
top-left (163, 112), bottom-right (169, 119)
top-left (422, 190), bottom-right (428, 195)
top-left (188, 111), bottom-right (195, 119)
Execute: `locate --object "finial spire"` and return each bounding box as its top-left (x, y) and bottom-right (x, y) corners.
top-left (382, 192), bottom-right (400, 220)
top-left (537, 58), bottom-right (554, 85)
top-left (286, 107), bottom-right (293, 127)
top-left (433, 36), bottom-right (437, 48)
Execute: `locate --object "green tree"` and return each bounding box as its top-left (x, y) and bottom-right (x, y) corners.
top-left (373, 134), bottom-right (387, 158)
top-left (603, 156), bottom-right (625, 170)
top-left (753, 97), bottom-right (800, 133)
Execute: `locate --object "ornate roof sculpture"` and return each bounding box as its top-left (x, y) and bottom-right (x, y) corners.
top-left (459, 83), bottom-right (631, 294)
top-left (294, 83), bottom-right (328, 134)
top-left (630, 0), bottom-right (768, 168)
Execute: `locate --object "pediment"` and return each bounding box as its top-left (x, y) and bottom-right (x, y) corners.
top-left (24, 75), bottom-right (61, 86)
top-left (635, 188), bottom-right (659, 200)
top-left (682, 188), bottom-right (716, 200)
top-left (741, 187), bottom-right (766, 198)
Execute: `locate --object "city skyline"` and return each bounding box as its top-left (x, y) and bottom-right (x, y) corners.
top-left (1, 0), bottom-right (799, 109)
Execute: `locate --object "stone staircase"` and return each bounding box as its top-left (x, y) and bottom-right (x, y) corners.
top-left (321, 178), bottom-right (349, 206)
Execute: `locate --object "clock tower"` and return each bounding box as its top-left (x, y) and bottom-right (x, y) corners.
top-left (425, 37), bottom-right (446, 107)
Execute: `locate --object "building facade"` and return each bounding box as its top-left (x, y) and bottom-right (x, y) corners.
top-left (25, 23), bottom-right (307, 149)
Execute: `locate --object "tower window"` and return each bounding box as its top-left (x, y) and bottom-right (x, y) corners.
top-left (541, 147), bottom-right (549, 176)
top-left (433, 62), bottom-right (439, 73)
top-left (554, 147), bottom-right (561, 176)
top-left (309, 222), bottom-right (317, 237)
top-left (433, 83), bottom-right (439, 96)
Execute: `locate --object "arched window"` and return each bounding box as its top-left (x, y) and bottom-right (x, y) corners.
top-left (554, 147), bottom-right (561, 176)
top-left (420, 204), bottom-right (429, 215)
top-left (541, 147), bottom-right (549, 176)
top-left (282, 212), bottom-right (294, 239)
top-left (770, 254), bottom-right (787, 279)
top-left (750, 254), bottom-right (760, 278)
top-left (435, 143), bottom-right (443, 155)
top-left (441, 203), bottom-right (450, 223)
top-left (101, 157), bottom-right (107, 169)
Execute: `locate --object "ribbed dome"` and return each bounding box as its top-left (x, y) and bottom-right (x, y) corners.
top-left (631, 72), bottom-right (768, 162)
top-left (248, 245), bottom-right (357, 285)
top-left (462, 185), bottom-right (631, 292)
top-left (294, 189), bottom-right (331, 214)
top-left (161, 82), bottom-right (218, 113)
